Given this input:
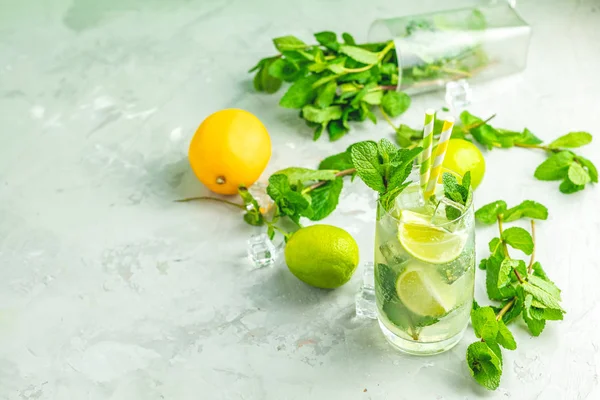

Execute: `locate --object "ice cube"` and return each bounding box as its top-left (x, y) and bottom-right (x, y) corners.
top-left (395, 185), bottom-right (425, 209)
top-left (355, 262), bottom-right (377, 319)
top-left (438, 241), bottom-right (475, 284)
top-left (248, 182), bottom-right (275, 217)
top-left (379, 239), bottom-right (409, 267)
top-left (247, 233), bottom-right (282, 269)
top-left (431, 196), bottom-right (467, 225)
top-left (445, 79), bottom-right (472, 114)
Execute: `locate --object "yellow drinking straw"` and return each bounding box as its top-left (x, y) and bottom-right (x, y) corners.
top-left (424, 117), bottom-right (455, 199)
top-left (419, 109), bottom-right (435, 191)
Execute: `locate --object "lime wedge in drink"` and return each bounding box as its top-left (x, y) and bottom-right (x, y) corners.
top-left (397, 211), bottom-right (467, 264)
top-left (395, 262), bottom-right (455, 317)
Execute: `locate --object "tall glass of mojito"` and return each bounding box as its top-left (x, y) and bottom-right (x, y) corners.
top-left (374, 168), bottom-right (475, 355)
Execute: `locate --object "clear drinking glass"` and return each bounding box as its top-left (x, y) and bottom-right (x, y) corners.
top-left (374, 168), bottom-right (475, 355)
top-left (369, 3), bottom-right (531, 95)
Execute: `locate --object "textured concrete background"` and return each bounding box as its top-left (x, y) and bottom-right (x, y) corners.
top-left (1, 0), bottom-right (599, 398)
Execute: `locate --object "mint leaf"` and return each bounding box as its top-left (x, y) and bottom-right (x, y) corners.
top-left (498, 259), bottom-right (520, 288)
top-left (315, 80), bottom-right (338, 108)
top-left (466, 342), bottom-right (502, 390)
top-left (319, 147), bottom-right (354, 171)
top-left (375, 263), bottom-right (400, 303)
top-left (534, 151), bottom-right (575, 181)
top-left (350, 141), bottom-right (385, 193)
top-left (314, 31), bottom-right (339, 51)
top-left (575, 156), bottom-right (598, 183)
top-left (363, 90), bottom-right (383, 105)
top-left (501, 296), bottom-right (523, 324)
top-left (381, 91), bottom-right (411, 117)
top-left (238, 186), bottom-right (265, 226)
top-left (274, 167), bottom-right (337, 184)
top-left (327, 120), bottom-right (348, 141)
top-left (279, 75), bottom-right (318, 108)
top-left (522, 282), bottom-right (563, 311)
top-left (496, 319), bottom-right (517, 350)
top-left (339, 44), bottom-right (379, 64)
top-left (542, 308), bottom-right (564, 321)
top-left (485, 252), bottom-right (516, 301)
top-left (559, 176), bottom-right (585, 194)
top-left (525, 315), bottom-right (546, 336)
top-left (396, 124), bottom-right (420, 148)
top-left (248, 56), bottom-right (271, 73)
top-left (273, 35), bottom-right (307, 52)
top-left (253, 58), bottom-right (283, 93)
top-left (268, 58), bottom-right (303, 82)
top-left (531, 261), bottom-right (551, 282)
top-left (388, 147), bottom-right (422, 189)
top-left (302, 105), bottom-right (343, 124)
top-left (306, 178), bottom-right (343, 221)
top-left (442, 173), bottom-right (463, 203)
top-left (528, 275), bottom-right (561, 301)
top-left (548, 131), bottom-right (592, 149)
top-left (475, 201), bottom-right (507, 224)
top-left (501, 227), bottom-right (534, 255)
top-left (488, 237), bottom-right (502, 253)
top-left (503, 200), bottom-right (548, 222)
top-left (312, 124), bottom-right (325, 141)
top-left (266, 174), bottom-right (309, 223)
top-left (567, 162), bottom-right (591, 185)
top-left (515, 128), bottom-right (543, 145)
top-left (378, 138), bottom-right (397, 160)
top-left (522, 295), bottom-right (546, 336)
top-left (341, 32), bottom-right (356, 45)
top-left (471, 306), bottom-right (499, 342)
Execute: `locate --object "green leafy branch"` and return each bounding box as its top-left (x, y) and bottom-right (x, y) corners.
top-left (395, 111), bottom-right (596, 194)
top-left (456, 112), bottom-right (596, 194)
top-left (466, 199), bottom-right (565, 390)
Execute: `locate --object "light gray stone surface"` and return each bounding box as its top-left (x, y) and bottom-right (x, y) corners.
top-left (1, 0), bottom-right (599, 398)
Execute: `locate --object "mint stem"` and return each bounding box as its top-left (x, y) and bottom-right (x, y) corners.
top-left (495, 297), bottom-right (516, 321)
top-left (497, 215), bottom-right (509, 258)
top-left (174, 196), bottom-right (245, 209)
top-left (304, 168), bottom-right (356, 192)
top-left (527, 220), bottom-right (536, 274)
top-left (497, 214), bottom-right (525, 284)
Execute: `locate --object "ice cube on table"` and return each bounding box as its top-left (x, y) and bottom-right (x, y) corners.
top-left (445, 79), bottom-right (472, 114)
top-left (247, 233), bottom-right (283, 269)
top-left (355, 262), bottom-right (377, 319)
top-left (248, 182), bottom-right (274, 216)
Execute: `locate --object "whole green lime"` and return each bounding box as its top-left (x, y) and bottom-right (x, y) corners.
top-left (284, 224), bottom-right (359, 289)
top-left (442, 138), bottom-right (486, 189)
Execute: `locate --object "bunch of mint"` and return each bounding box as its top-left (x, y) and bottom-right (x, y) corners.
top-left (349, 139), bottom-right (423, 210)
top-left (250, 10), bottom-right (489, 142)
top-left (466, 199), bottom-right (564, 389)
top-left (250, 33), bottom-right (409, 141)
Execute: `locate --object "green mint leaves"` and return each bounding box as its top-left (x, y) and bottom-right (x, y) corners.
top-left (251, 34), bottom-right (405, 141)
top-left (466, 341), bottom-right (502, 390)
top-left (350, 139), bottom-right (422, 210)
top-left (548, 131), bottom-right (592, 148)
top-left (455, 111), bottom-right (596, 194)
top-left (441, 171), bottom-right (471, 220)
top-left (252, 22), bottom-right (487, 141)
top-left (467, 198), bottom-right (565, 389)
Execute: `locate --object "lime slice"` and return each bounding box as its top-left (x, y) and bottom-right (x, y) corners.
top-left (398, 213), bottom-right (467, 264)
top-left (396, 262), bottom-right (455, 317)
